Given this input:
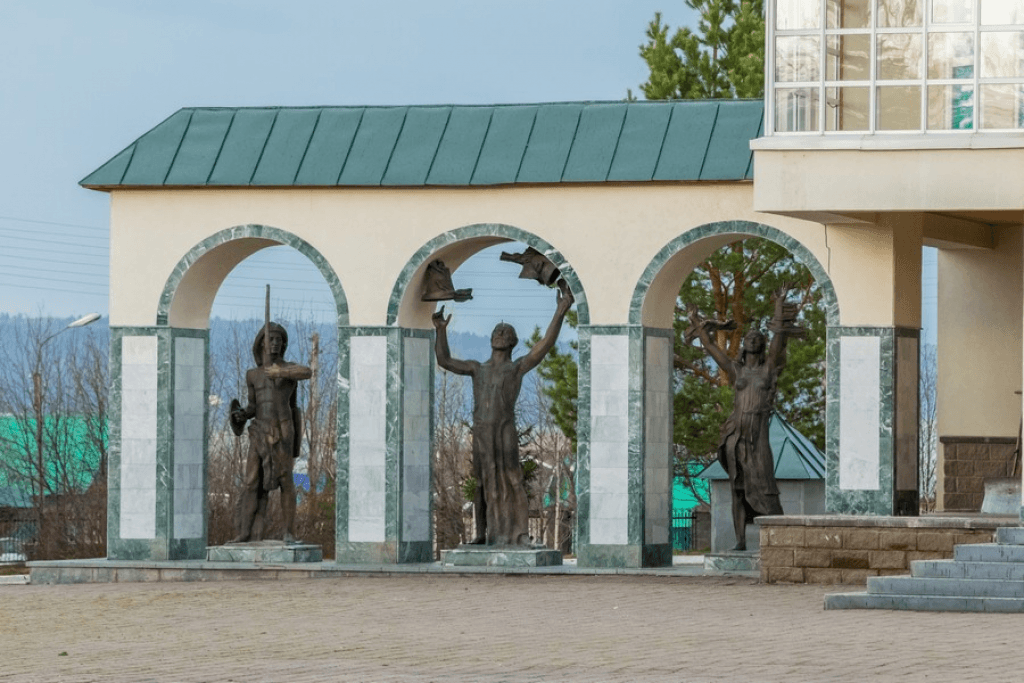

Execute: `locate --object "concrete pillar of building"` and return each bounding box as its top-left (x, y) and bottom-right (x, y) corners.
top-left (107, 326), bottom-right (208, 560)
top-left (575, 325), bottom-right (672, 568)
top-left (935, 225), bottom-right (1022, 514)
top-left (825, 217), bottom-right (923, 515)
top-left (336, 327), bottom-right (433, 564)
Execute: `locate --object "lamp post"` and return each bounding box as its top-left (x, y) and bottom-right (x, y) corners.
top-left (32, 313), bottom-right (101, 557)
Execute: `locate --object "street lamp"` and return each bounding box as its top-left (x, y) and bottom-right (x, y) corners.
top-left (32, 313), bottom-right (101, 557)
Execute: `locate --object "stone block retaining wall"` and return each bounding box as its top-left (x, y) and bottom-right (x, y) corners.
top-left (758, 515), bottom-right (1016, 584)
top-left (939, 436), bottom-right (1016, 511)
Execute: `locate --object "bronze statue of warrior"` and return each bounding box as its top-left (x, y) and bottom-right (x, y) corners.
top-left (229, 321), bottom-right (311, 543)
top-left (690, 287), bottom-right (806, 550)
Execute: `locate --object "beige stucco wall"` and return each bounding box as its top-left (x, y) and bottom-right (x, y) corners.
top-left (754, 147), bottom-right (1024, 214)
top-left (937, 225), bottom-right (1023, 440)
top-left (107, 183), bottom-right (869, 330)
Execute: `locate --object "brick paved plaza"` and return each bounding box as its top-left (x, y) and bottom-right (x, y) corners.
top-left (1, 574), bottom-right (1018, 682)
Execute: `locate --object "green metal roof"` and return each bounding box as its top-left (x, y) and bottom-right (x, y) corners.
top-left (81, 100), bottom-right (763, 189)
top-left (699, 412), bottom-right (825, 481)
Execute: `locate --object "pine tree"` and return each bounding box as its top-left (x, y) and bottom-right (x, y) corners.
top-left (638, 0), bottom-right (765, 100)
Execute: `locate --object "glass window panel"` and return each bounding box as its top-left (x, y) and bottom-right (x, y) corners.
top-left (928, 33), bottom-right (975, 79)
top-left (827, 35), bottom-right (872, 80)
top-left (827, 0), bottom-right (872, 27)
top-left (775, 87), bottom-right (822, 131)
top-left (776, 36), bottom-right (822, 82)
top-left (878, 85), bottom-right (923, 129)
top-left (826, 87), bottom-right (871, 130)
top-left (777, 0), bottom-right (822, 29)
top-left (981, 32), bottom-right (1024, 78)
top-left (981, 0), bottom-right (1024, 24)
top-left (878, 0), bottom-right (923, 26)
top-left (931, 0), bottom-right (974, 23)
top-left (928, 84), bottom-right (975, 128)
top-left (980, 84), bottom-right (1024, 128)
top-left (878, 34), bottom-right (924, 79)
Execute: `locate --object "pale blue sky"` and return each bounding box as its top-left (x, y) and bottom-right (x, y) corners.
top-left (0, 1), bottom-right (937, 343)
top-left (0, 0), bottom-right (695, 335)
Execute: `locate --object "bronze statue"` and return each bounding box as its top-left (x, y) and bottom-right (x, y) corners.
top-left (229, 321), bottom-right (312, 544)
top-left (689, 288), bottom-right (805, 551)
top-left (432, 279), bottom-right (574, 547)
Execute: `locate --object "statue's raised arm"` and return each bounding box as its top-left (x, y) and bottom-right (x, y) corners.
top-left (688, 306), bottom-right (738, 384)
top-left (432, 306), bottom-right (475, 376)
top-left (766, 285), bottom-right (807, 373)
top-left (519, 279), bottom-right (574, 374)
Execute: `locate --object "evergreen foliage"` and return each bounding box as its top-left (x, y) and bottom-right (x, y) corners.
top-left (638, 0), bottom-right (765, 100)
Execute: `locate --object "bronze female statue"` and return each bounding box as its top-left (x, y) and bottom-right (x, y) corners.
top-left (690, 289), bottom-right (805, 550)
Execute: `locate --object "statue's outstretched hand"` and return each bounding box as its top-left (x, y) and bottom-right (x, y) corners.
top-left (555, 279), bottom-right (574, 315)
top-left (432, 306), bottom-right (451, 330)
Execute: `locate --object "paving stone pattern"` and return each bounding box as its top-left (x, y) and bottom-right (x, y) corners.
top-left (1, 575), bottom-right (1018, 682)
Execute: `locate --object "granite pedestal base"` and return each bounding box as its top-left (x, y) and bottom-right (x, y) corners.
top-left (440, 546), bottom-right (562, 567)
top-left (704, 550), bottom-right (760, 575)
top-left (207, 541), bottom-right (323, 563)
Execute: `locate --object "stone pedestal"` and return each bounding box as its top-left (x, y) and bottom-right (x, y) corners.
top-left (440, 546), bottom-right (563, 567)
top-left (704, 550), bottom-right (760, 574)
top-left (980, 478), bottom-right (1022, 516)
top-left (207, 541), bottom-right (323, 563)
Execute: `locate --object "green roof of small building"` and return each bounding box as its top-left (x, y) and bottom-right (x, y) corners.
top-left (699, 412), bottom-right (825, 481)
top-left (81, 100), bottom-right (763, 189)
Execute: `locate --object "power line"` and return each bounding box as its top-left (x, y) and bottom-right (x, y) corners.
top-left (0, 263), bottom-right (109, 281)
top-left (0, 225), bottom-right (108, 242)
top-left (0, 214), bottom-right (107, 231)
top-left (0, 252), bottom-right (108, 268)
top-left (0, 280), bottom-right (107, 295)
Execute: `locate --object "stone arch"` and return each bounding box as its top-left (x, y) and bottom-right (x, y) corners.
top-left (629, 220), bottom-right (839, 329)
top-left (386, 222), bottom-right (590, 329)
top-left (157, 224), bottom-right (349, 328)
top-left (616, 220), bottom-right (840, 559)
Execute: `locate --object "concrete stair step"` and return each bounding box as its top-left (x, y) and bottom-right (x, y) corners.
top-left (954, 543), bottom-right (1024, 563)
top-left (824, 592), bottom-right (1024, 612)
top-left (867, 575), bottom-right (1024, 598)
top-left (995, 527), bottom-right (1024, 545)
top-left (912, 559), bottom-right (1024, 580)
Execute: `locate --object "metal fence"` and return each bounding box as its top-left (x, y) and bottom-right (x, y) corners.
top-left (671, 510), bottom-right (696, 552)
top-left (0, 511), bottom-right (35, 563)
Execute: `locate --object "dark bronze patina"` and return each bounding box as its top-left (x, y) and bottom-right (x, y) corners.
top-left (229, 321), bottom-right (312, 544)
top-left (433, 279), bottom-right (574, 547)
top-left (422, 259), bottom-right (473, 302)
top-left (690, 287), bottom-right (806, 551)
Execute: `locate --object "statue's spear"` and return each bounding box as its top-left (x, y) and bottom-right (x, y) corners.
top-left (263, 284), bottom-right (271, 369)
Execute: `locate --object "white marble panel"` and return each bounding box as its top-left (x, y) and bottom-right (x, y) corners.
top-left (120, 336), bottom-right (157, 539)
top-left (592, 415), bottom-right (629, 443)
top-left (121, 439), bottom-right (157, 470)
top-left (590, 441), bottom-right (628, 469)
top-left (591, 492), bottom-right (629, 520)
top-left (403, 464), bottom-right (430, 492)
top-left (174, 513), bottom-right (203, 539)
top-left (402, 491), bottom-right (430, 541)
top-left (123, 336), bottom-right (158, 364)
top-left (349, 518), bottom-right (386, 543)
top-left (590, 467), bottom-right (629, 494)
top-left (121, 514), bottom-right (155, 538)
top-left (350, 465), bottom-right (386, 493)
top-left (120, 483), bottom-right (157, 515)
top-left (174, 337), bottom-right (206, 540)
top-left (349, 489), bottom-right (387, 517)
top-left (349, 442), bottom-right (387, 466)
top-left (840, 336), bottom-right (881, 490)
top-left (591, 334), bottom-right (629, 387)
top-left (590, 515), bottom-right (628, 545)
